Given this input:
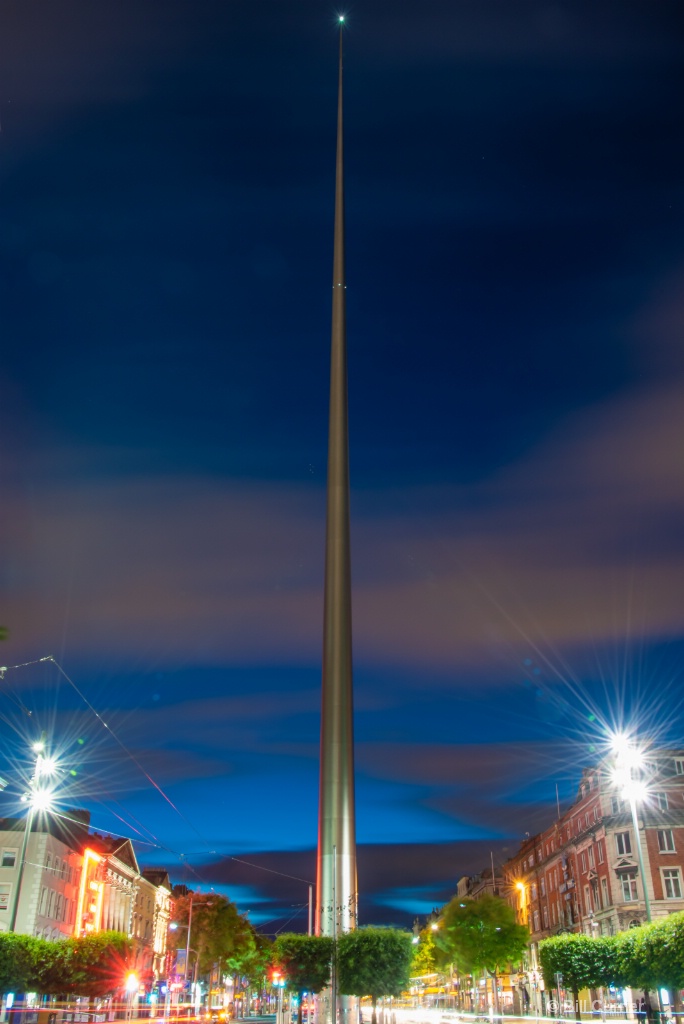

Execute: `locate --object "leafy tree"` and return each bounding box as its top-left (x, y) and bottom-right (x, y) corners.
top-left (539, 934), bottom-right (618, 1022)
top-left (614, 914), bottom-right (684, 1009)
top-left (337, 927), bottom-right (414, 1024)
top-left (67, 931), bottom-right (134, 997)
top-left (434, 894), bottom-right (528, 1018)
top-left (411, 929), bottom-right (438, 978)
top-left (237, 930), bottom-right (272, 988)
top-left (171, 892), bottom-right (255, 978)
top-left (273, 934), bottom-right (334, 1024)
top-left (0, 933), bottom-right (42, 993)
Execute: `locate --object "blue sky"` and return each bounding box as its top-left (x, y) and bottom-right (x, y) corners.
top-left (1, 0), bottom-right (684, 928)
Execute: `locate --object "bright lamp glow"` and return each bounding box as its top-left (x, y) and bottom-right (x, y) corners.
top-left (36, 756), bottom-right (57, 777)
top-left (126, 972), bottom-right (138, 992)
top-left (29, 789), bottom-right (54, 812)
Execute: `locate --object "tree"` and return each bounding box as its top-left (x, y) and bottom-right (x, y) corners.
top-left (0, 933), bottom-right (42, 993)
top-left (434, 894), bottom-right (528, 1017)
top-left (337, 927), bottom-right (414, 1024)
top-left (272, 934), bottom-right (334, 1024)
top-left (411, 928), bottom-right (438, 978)
top-left (170, 892), bottom-right (256, 978)
top-left (67, 931), bottom-right (135, 997)
top-left (614, 913), bottom-right (684, 1010)
top-left (236, 929), bottom-right (272, 988)
top-left (539, 934), bottom-right (618, 1022)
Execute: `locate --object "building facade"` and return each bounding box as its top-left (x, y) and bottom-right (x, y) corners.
top-left (502, 748), bottom-right (684, 1007)
top-left (0, 814), bottom-right (172, 990)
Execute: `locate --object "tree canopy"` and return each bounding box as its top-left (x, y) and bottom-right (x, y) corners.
top-left (411, 928), bottom-right (439, 978)
top-left (539, 913), bottom-right (684, 1003)
top-left (170, 892), bottom-right (256, 977)
top-left (272, 934), bottom-right (333, 1024)
top-left (434, 893), bottom-right (529, 978)
top-left (0, 930), bottom-right (133, 997)
top-left (337, 927), bottom-right (414, 1023)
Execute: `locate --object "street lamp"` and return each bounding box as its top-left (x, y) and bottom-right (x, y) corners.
top-left (8, 737), bottom-right (58, 932)
top-left (610, 734), bottom-right (652, 923)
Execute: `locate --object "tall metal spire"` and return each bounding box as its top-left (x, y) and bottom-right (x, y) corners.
top-left (316, 19), bottom-right (357, 947)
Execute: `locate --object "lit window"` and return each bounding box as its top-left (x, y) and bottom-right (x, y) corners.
top-left (620, 872), bottom-right (638, 902)
top-left (663, 869), bottom-right (682, 899)
top-left (658, 829), bottom-right (675, 853)
top-left (615, 831), bottom-right (632, 856)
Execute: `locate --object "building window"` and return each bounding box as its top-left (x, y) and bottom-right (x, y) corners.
top-left (531, 883), bottom-right (538, 901)
top-left (552, 903), bottom-right (557, 925)
top-left (601, 877), bottom-right (610, 907)
top-left (594, 806), bottom-right (599, 821)
top-left (577, 818), bottom-right (582, 833)
top-left (615, 831), bottom-right (632, 856)
top-left (543, 906), bottom-right (549, 928)
top-left (46, 891), bottom-right (55, 917)
top-left (663, 869), bottom-right (682, 899)
top-left (588, 846), bottom-right (595, 869)
top-left (620, 872), bottom-right (638, 902)
top-left (39, 887), bottom-right (47, 915)
top-left (45, 854), bottom-right (51, 872)
top-left (597, 841), bottom-right (605, 864)
top-left (1, 849), bottom-right (17, 868)
top-left (585, 812), bottom-right (591, 827)
top-left (54, 857), bottom-right (60, 876)
top-left (674, 759), bottom-right (684, 776)
top-left (55, 894), bottom-right (63, 921)
top-left (584, 884), bottom-right (592, 913)
top-left (658, 829), bottom-right (675, 853)
top-left (581, 851), bottom-right (587, 872)
top-left (540, 877), bottom-right (546, 897)
top-left (533, 910), bottom-right (540, 932)
top-left (655, 792), bottom-right (669, 810)
top-left (529, 852), bottom-right (535, 865)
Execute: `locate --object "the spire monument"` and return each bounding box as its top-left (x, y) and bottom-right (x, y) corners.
top-left (316, 15), bottom-right (358, 957)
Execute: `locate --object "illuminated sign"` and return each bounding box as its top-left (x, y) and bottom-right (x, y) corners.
top-left (75, 848), bottom-right (104, 937)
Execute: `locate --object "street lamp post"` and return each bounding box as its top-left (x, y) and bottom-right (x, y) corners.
top-left (611, 736), bottom-right (652, 922)
top-left (8, 736), bottom-right (57, 933)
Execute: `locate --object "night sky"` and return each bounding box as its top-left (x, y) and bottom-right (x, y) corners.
top-left (2, 0), bottom-right (684, 932)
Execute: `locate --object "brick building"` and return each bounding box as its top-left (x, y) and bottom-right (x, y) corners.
top-left (502, 747), bottom-right (684, 1002)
